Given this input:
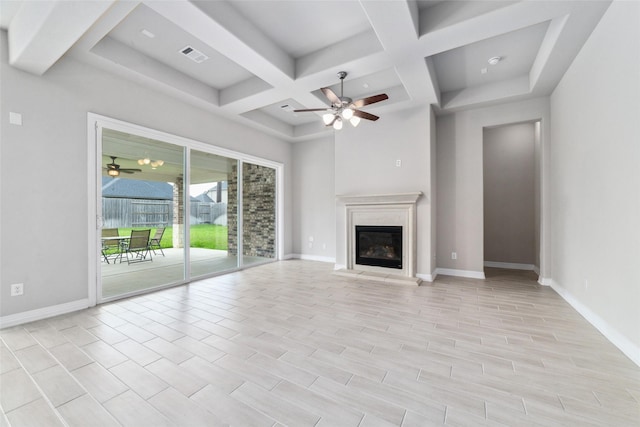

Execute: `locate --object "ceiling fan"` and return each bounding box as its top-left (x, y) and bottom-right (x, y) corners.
top-left (294, 71), bottom-right (388, 130)
top-left (105, 156), bottom-right (142, 177)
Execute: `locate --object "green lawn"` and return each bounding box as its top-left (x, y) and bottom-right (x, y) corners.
top-left (110, 224), bottom-right (228, 250)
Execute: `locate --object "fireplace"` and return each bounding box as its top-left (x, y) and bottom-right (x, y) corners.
top-left (356, 226), bottom-right (402, 269)
top-left (336, 192), bottom-right (422, 285)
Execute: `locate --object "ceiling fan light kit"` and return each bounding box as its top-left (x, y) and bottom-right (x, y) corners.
top-left (106, 156), bottom-right (142, 177)
top-left (137, 157), bottom-right (164, 168)
top-left (294, 71), bottom-right (388, 130)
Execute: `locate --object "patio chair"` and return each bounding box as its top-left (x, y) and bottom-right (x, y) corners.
top-left (124, 229), bottom-right (153, 265)
top-left (101, 228), bottom-right (121, 264)
top-left (149, 227), bottom-right (165, 256)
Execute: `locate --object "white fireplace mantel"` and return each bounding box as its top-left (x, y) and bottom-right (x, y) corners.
top-left (336, 192), bottom-right (423, 285)
top-left (336, 192), bottom-right (423, 206)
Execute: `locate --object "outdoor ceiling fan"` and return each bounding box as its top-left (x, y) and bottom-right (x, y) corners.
top-left (294, 71), bottom-right (388, 130)
top-left (105, 156), bottom-right (141, 177)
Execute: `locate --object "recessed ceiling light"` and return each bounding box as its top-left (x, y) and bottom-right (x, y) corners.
top-left (363, 83), bottom-right (369, 89)
top-left (488, 56), bottom-right (501, 65)
top-left (481, 67), bottom-right (488, 74)
top-left (141, 29), bottom-right (155, 38)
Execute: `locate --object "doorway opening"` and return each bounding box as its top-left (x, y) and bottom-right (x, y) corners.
top-left (483, 121), bottom-right (541, 275)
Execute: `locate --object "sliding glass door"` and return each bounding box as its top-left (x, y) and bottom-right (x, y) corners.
top-left (95, 117), bottom-right (280, 303)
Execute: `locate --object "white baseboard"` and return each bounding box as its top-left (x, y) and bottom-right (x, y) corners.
top-left (417, 272), bottom-right (437, 282)
top-left (538, 276), bottom-right (552, 286)
top-left (484, 261), bottom-right (536, 271)
top-left (0, 299), bottom-right (90, 329)
top-left (434, 268), bottom-right (485, 279)
top-left (334, 264), bottom-right (346, 271)
top-left (533, 265), bottom-right (540, 275)
top-left (290, 254), bottom-right (336, 264)
top-left (550, 280), bottom-right (640, 367)
top-left (283, 253), bottom-right (295, 260)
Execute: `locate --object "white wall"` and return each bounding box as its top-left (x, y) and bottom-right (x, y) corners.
top-left (483, 123), bottom-right (536, 265)
top-left (0, 30), bottom-right (292, 319)
top-left (334, 106), bottom-right (435, 277)
top-left (435, 98), bottom-right (550, 277)
top-left (291, 136), bottom-right (335, 261)
top-left (549, 0), bottom-right (640, 360)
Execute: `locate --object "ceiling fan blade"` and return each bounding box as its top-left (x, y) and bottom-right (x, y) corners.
top-left (353, 109), bottom-right (379, 121)
top-left (120, 168), bottom-right (142, 173)
top-left (321, 87), bottom-right (341, 106)
top-left (352, 93), bottom-right (389, 108)
top-left (293, 108), bottom-right (331, 112)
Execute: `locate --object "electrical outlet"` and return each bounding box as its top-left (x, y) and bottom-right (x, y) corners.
top-left (451, 252), bottom-right (457, 260)
top-left (11, 283), bottom-right (24, 296)
top-left (396, 159), bottom-right (402, 167)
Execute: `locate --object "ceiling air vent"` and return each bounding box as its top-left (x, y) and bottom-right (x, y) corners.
top-left (180, 46), bottom-right (208, 64)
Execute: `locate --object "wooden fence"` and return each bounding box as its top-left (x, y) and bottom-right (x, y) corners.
top-left (102, 198), bottom-right (227, 228)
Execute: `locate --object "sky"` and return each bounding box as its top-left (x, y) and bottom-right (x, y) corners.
top-left (189, 182), bottom-right (216, 197)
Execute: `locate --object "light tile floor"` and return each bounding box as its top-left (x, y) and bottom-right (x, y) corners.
top-left (1, 261), bottom-right (639, 426)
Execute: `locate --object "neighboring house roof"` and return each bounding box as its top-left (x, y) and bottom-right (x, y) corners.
top-left (102, 177), bottom-right (173, 200)
top-left (193, 193), bottom-right (214, 203)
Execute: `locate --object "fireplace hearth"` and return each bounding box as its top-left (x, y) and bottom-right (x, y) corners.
top-left (356, 226), bottom-right (402, 269)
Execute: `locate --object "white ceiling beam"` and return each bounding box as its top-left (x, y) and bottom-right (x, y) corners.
top-left (360, 0), bottom-right (419, 51)
top-left (529, 1), bottom-right (612, 95)
top-left (143, 0), bottom-right (327, 119)
top-left (359, 1), bottom-right (437, 106)
top-left (8, 0), bottom-right (115, 75)
top-left (69, 0), bottom-right (141, 53)
top-left (417, 1), bottom-right (571, 58)
top-left (419, 1), bottom-right (518, 35)
top-left (241, 110), bottom-right (294, 138)
top-left (295, 30), bottom-right (384, 79)
top-left (529, 15), bottom-right (569, 93)
top-left (145, 1), bottom-right (294, 86)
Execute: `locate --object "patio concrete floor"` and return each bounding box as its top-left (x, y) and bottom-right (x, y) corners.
top-left (101, 247), bottom-right (271, 299)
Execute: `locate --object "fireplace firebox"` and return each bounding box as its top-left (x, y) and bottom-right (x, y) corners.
top-left (355, 225), bottom-right (402, 269)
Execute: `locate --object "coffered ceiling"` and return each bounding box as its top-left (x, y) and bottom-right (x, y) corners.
top-left (0, 0), bottom-right (611, 142)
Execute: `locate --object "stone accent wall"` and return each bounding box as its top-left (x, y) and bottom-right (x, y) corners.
top-left (172, 176), bottom-right (184, 248)
top-left (227, 167), bottom-right (238, 255)
top-left (227, 163), bottom-right (276, 258)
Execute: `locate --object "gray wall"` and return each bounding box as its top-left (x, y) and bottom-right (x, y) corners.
top-left (435, 98), bottom-right (550, 276)
top-left (291, 136), bottom-right (336, 260)
top-left (549, 0), bottom-right (640, 353)
top-left (334, 106), bottom-right (435, 277)
top-left (483, 122), bottom-right (536, 265)
top-left (0, 30), bottom-right (292, 318)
